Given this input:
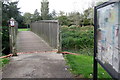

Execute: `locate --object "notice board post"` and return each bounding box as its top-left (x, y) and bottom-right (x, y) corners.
top-left (94, 0), bottom-right (120, 80)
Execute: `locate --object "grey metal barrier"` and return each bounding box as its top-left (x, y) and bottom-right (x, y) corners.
top-left (30, 20), bottom-right (60, 50)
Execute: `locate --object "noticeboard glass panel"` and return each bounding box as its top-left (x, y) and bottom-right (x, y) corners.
top-left (96, 2), bottom-right (120, 74)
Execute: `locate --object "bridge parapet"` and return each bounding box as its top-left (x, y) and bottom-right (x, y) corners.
top-left (30, 20), bottom-right (61, 51)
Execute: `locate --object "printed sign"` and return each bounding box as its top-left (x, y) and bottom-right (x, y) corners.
top-left (95, 2), bottom-right (120, 79)
top-left (10, 20), bottom-right (15, 27)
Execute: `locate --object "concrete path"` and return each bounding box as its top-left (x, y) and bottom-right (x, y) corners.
top-left (2, 31), bottom-right (73, 78)
top-left (16, 31), bottom-right (52, 52)
top-left (2, 52), bottom-right (73, 78)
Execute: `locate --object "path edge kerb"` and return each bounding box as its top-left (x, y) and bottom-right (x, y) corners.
top-left (0, 50), bottom-right (79, 59)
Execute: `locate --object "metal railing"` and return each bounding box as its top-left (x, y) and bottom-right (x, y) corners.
top-left (30, 20), bottom-right (61, 50)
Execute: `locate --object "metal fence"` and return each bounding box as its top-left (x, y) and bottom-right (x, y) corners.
top-left (30, 20), bottom-right (60, 50)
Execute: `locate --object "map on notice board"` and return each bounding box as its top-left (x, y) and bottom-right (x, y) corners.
top-left (97, 3), bottom-right (119, 72)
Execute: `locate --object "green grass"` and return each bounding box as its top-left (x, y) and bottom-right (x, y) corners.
top-left (18, 28), bottom-right (30, 31)
top-left (61, 26), bottom-right (113, 78)
top-left (65, 54), bottom-right (112, 78)
top-left (0, 58), bottom-right (10, 68)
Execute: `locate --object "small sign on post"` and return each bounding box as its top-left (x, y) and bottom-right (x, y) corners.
top-left (94, 1), bottom-right (120, 80)
top-left (9, 18), bottom-right (15, 27)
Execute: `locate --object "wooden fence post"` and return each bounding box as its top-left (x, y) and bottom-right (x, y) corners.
top-left (9, 18), bottom-right (17, 56)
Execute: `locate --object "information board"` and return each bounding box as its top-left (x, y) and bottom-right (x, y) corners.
top-left (94, 1), bottom-right (120, 79)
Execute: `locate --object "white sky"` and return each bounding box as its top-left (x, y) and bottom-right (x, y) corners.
top-left (12, 0), bottom-right (102, 14)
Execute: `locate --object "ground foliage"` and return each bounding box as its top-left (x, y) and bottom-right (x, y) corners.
top-left (61, 26), bottom-right (94, 56)
top-left (61, 26), bottom-right (111, 78)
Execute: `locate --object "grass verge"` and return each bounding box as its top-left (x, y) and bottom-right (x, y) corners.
top-left (18, 28), bottom-right (30, 31)
top-left (64, 54), bottom-right (112, 78)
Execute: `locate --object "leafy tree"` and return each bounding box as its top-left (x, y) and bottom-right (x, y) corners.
top-left (32, 9), bottom-right (41, 21)
top-left (0, 1), bottom-right (2, 26)
top-left (41, 0), bottom-right (49, 20)
top-left (51, 9), bottom-right (57, 19)
top-left (59, 11), bottom-right (65, 16)
top-left (68, 12), bottom-right (82, 26)
top-left (57, 15), bottom-right (70, 26)
top-left (2, 1), bottom-right (21, 26)
top-left (23, 12), bottom-right (33, 27)
top-left (83, 8), bottom-right (94, 26)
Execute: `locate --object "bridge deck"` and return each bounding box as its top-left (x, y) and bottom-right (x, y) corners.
top-left (16, 31), bottom-right (53, 53)
top-left (2, 31), bottom-right (73, 78)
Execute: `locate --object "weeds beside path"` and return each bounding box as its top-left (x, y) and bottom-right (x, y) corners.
top-left (0, 58), bottom-right (10, 68)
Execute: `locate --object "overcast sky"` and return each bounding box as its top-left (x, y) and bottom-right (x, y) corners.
top-left (12, 0), bottom-right (103, 14)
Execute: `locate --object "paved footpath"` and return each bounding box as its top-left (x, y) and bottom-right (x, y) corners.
top-left (16, 31), bottom-right (53, 52)
top-left (2, 31), bottom-right (73, 78)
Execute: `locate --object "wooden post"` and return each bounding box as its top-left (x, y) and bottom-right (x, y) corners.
top-left (57, 22), bottom-right (62, 52)
top-left (9, 18), bottom-right (17, 56)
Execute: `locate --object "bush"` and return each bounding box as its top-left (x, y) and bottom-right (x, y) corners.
top-left (61, 26), bottom-right (94, 55)
top-left (2, 26), bottom-right (10, 55)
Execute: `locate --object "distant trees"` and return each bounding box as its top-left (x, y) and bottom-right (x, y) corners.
top-left (2, 0), bottom-right (102, 27)
top-left (68, 12), bottom-right (82, 26)
top-left (23, 12), bottom-right (33, 28)
top-left (51, 10), bottom-right (57, 19)
top-left (22, 0), bottom-right (95, 26)
top-left (82, 8), bottom-right (94, 26)
top-left (56, 7), bottom-right (94, 26)
top-left (32, 9), bottom-right (41, 21)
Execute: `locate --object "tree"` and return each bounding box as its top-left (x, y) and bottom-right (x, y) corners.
top-left (82, 7), bottom-right (94, 26)
top-left (2, 1), bottom-right (21, 26)
top-left (23, 12), bottom-right (33, 27)
top-left (57, 12), bottom-right (70, 26)
top-left (41, 0), bottom-right (49, 20)
top-left (50, 9), bottom-right (57, 19)
top-left (0, 1), bottom-right (2, 26)
top-left (59, 11), bottom-right (65, 16)
top-left (32, 9), bottom-right (41, 21)
top-left (68, 12), bottom-right (82, 26)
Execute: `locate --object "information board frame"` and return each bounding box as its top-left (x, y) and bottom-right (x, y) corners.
top-left (94, 1), bottom-right (120, 80)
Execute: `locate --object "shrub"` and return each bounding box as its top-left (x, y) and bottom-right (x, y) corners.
top-left (61, 26), bottom-right (94, 55)
top-left (2, 26), bottom-right (10, 55)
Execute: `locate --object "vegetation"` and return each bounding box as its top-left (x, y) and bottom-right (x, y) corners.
top-left (0, 58), bottom-right (10, 68)
top-left (2, 26), bottom-right (10, 55)
top-left (65, 54), bottom-right (111, 78)
top-left (2, 1), bottom-right (24, 27)
top-left (61, 26), bottom-right (111, 78)
top-left (18, 28), bottom-right (30, 31)
top-left (2, 0), bottom-right (22, 55)
top-left (61, 26), bottom-right (94, 56)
